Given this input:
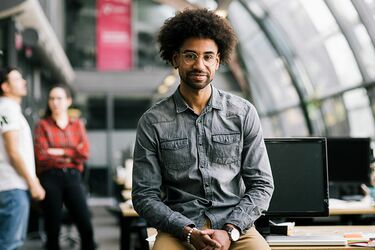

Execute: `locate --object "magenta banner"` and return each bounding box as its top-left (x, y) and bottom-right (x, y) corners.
top-left (96, 0), bottom-right (132, 71)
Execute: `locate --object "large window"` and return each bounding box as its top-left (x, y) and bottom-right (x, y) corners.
top-left (228, 0), bottom-right (375, 138)
top-left (343, 88), bottom-right (375, 137)
top-left (321, 97), bottom-right (350, 136)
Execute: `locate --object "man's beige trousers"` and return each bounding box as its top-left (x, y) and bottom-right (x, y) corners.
top-left (152, 226), bottom-right (271, 250)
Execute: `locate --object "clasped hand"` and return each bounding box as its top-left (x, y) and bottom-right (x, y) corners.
top-left (190, 228), bottom-right (231, 250)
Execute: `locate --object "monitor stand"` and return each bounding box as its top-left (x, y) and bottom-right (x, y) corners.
top-left (255, 217), bottom-right (293, 236)
top-left (255, 216), bottom-right (271, 236)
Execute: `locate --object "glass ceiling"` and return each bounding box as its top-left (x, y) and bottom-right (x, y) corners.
top-left (226, 0), bottom-right (375, 138)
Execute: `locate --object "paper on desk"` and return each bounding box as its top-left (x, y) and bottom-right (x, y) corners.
top-left (329, 198), bottom-right (374, 209)
top-left (275, 222), bottom-right (295, 227)
top-left (345, 232), bottom-right (375, 247)
top-left (348, 240), bottom-right (375, 247)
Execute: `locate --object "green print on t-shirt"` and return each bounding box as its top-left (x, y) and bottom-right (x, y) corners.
top-left (0, 115), bottom-right (9, 127)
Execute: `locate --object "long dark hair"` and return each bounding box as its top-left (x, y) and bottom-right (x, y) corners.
top-left (44, 84), bottom-right (73, 118)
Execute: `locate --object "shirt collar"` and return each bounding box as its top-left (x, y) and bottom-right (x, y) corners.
top-left (47, 116), bottom-right (74, 126)
top-left (210, 86), bottom-right (223, 110)
top-left (173, 85), bottom-right (223, 113)
top-left (173, 87), bottom-right (189, 113)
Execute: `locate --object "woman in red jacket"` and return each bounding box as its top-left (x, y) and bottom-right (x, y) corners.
top-left (34, 84), bottom-right (95, 250)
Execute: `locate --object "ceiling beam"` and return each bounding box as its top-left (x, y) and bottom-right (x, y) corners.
top-left (216, 0), bottom-right (233, 17)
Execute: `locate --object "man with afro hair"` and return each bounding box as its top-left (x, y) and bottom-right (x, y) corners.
top-left (132, 8), bottom-right (273, 250)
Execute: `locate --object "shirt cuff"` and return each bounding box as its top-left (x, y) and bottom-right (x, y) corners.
top-left (167, 212), bottom-right (196, 239)
top-left (225, 208), bottom-right (261, 234)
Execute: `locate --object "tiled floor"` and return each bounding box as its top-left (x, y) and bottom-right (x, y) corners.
top-left (21, 198), bottom-right (120, 250)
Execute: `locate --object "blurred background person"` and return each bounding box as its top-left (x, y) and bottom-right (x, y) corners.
top-left (34, 84), bottom-right (95, 250)
top-left (0, 67), bottom-right (45, 250)
top-left (362, 165), bottom-right (375, 201)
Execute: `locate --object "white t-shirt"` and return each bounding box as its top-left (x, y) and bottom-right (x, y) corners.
top-left (0, 97), bottom-right (36, 191)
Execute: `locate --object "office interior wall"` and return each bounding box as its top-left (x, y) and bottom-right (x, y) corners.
top-left (3, 0), bottom-right (374, 194)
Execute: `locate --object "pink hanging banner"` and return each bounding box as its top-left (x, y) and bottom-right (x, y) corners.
top-left (96, 0), bottom-right (132, 71)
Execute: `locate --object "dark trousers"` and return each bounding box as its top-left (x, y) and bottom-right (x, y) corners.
top-left (40, 168), bottom-right (95, 250)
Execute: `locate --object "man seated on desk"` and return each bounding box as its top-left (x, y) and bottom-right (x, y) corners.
top-left (132, 8), bottom-right (274, 250)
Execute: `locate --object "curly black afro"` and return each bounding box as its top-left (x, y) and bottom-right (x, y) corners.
top-left (158, 8), bottom-right (237, 65)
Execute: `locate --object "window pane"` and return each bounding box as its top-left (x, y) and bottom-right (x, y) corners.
top-left (262, 0), bottom-right (363, 97)
top-left (321, 97), bottom-right (350, 136)
top-left (228, 2), bottom-right (299, 112)
top-left (307, 101), bottom-right (326, 136)
top-left (324, 34), bottom-right (362, 88)
top-left (299, 0), bottom-right (338, 34)
top-left (327, 0), bottom-right (375, 81)
top-left (354, 25), bottom-right (375, 78)
top-left (343, 88), bottom-right (375, 137)
top-left (260, 116), bottom-right (284, 137)
top-left (278, 107), bottom-right (309, 136)
top-left (363, 0), bottom-right (375, 20)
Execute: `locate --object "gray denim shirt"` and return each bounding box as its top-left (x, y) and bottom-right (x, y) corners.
top-left (132, 86), bottom-right (274, 239)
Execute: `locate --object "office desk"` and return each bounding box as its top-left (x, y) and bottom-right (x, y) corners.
top-left (271, 226), bottom-right (375, 250)
top-left (330, 207), bottom-right (375, 215)
top-left (118, 198), bottom-right (375, 250)
top-left (119, 203), bottom-right (148, 250)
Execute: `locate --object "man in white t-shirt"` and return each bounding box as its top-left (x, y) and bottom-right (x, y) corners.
top-left (0, 67), bottom-right (45, 250)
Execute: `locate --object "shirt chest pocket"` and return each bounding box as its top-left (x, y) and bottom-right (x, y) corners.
top-left (160, 138), bottom-right (192, 170)
top-left (211, 133), bottom-right (241, 164)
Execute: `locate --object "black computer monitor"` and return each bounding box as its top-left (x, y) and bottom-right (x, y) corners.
top-left (326, 137), bottom-right (371, 200)
top-left (326, 137), bottom-right (371, 184)
top-left (264, 138), bottom-right (329, 217)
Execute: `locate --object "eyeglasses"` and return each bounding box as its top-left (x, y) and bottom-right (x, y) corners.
top-left (180, 52), bottom-right (219, 66)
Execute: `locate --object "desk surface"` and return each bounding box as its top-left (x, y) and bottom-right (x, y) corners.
top-left (120, 198), bottom-right (375, 217)
top-left (329, 207), bottom-right (375, 215)
top-left (119, 202), bottom-right (138, 217)
top-left (117, 205), bottom-right (375, 250)
top-left (329, 198), bottom-right (375, 215)
top-left (271, 226), bottom-right (375, 250)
